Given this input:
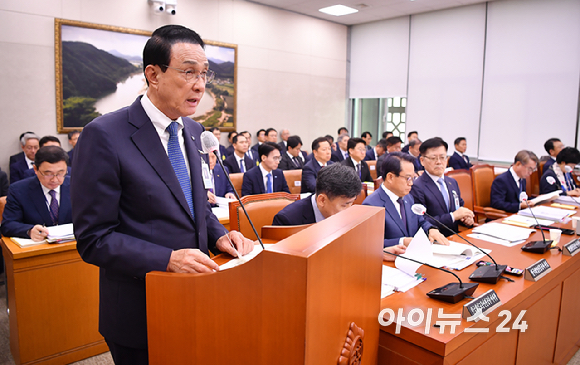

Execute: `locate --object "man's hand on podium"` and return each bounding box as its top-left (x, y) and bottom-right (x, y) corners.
top-left (167, 249), bottom-right (220, 273)
top-left (216, 230), bottom-right (254, 258)
top-left (383, 244), bottom-right (406, 261)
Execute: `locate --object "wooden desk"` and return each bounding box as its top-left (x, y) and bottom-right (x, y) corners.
top-left (378, 215), bottom-right (580, 365)
top-left (0, 238), bottom-right (107, 365)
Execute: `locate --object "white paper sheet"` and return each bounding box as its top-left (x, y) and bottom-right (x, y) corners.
top-left (518, 206), bottom-right (575, 222)
top-left (396, 229), bottom-right (432, 275)
top-left (472, 222), bottom-right (534, 243)
top-left (529, 190), bottom-right (561, 205)
top-left (381, 265), bottom-right (425, 296)
top-left (211, 206), bottom-right (229, 220)
top-left (218, 244), bottom-right (275, 271)
top-left (467, 233), bottom-right (524, 247)
top-left (502, 214), bottom-right (554, 227)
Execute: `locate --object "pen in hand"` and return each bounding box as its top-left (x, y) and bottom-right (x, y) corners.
top-left (224, 230), bottom-right (241, 259)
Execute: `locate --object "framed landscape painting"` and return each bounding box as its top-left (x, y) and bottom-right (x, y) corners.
top-left (54, 19), bottom-right (237, 133)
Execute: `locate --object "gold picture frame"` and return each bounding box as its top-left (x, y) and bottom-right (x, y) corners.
top-left (54, 18), bottom-right (237, 133)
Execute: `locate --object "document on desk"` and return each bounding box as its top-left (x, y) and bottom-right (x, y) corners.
top-left (502, 214), bottom-right (554, 228)
top-left (469, 222), bottom-right (534, 247)
top-left (428, 241), bottom-right (490, 270)
top-left (211, 206), bottom-right (229, 220)
top-left (396, 229), bottom-right (432, 275)
top-left (214, 196), bottom-right (236, 208)
top-left (554, 196), bottom-right (580, 207)
top-left (518, 206), bottom-right (575, 222)
top-left (10, 237), bottom-right (45, 248)
top-left (218, 244), bottom-right (276, 271)
top-left (46, 223), bottom-right (75, 243)
top-left (529, 190), bottom-right (561, 205)
top-left (381, 265), bottom-right (425, 297)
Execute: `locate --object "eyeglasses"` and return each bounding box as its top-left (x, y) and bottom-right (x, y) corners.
top-left (38, 170), bottom-right (67, 179)
top-left (163, 65), bottom-right (215, 84)
top-left (423, 155), bottom-right (448, 162)
top-left (395, 174), bottom-right (415, 185)
top-left (526, 166), bottom-right (538, 173)
top-left (272, 156), bottom-right (282, 162)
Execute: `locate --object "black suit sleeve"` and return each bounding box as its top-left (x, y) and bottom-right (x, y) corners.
top-left (241, 172), bottom-right (254, 196)
top-left (490, 177), bottom-right (520, 213)
top-left (0, 170), bottom-right (9, 196)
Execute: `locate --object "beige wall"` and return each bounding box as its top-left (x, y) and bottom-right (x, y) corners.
top-left (0, 0), bottom-right (347, 174)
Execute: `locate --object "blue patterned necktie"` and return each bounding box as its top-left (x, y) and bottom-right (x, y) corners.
top-left (397, 197), bottom-right (407, 232)
top-left (166, 122), bottom-right (194, 220)
top-left (266, 173), bottom-right (273, 193)
top-left (48, 190), bottom-right (58, 225)
top-left (239, 158), bottom-right (245, 173)
top-left (438, 178), bottom-right (450, 211)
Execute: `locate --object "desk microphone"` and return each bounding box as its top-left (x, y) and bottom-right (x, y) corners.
top-left (519, 192), bottom-right (553, 254)
top-left (384, 250), bottom-right (478, 303)
top-left (410, 204), bottom-right (507, 284)
top-left (201, 131), bottom-right (264, 249)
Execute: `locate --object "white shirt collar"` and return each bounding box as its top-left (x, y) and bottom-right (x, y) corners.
top-left (340, 148), bottom-right (348, 158)
top-left (311, 195), bottom-right (325, 223)
top-left (381, 184), bottom-right (402, 206)
top-left (259, 163), bottom-right (271, 177)
top-left (350, 156), bottom-right (361, 167)
top-left (551, 156), bottom-right (557, 161)
top-left (40, 183), bottom-right (61, 207)
top-left (234, 153), bottom-right (245, 162)
top-left (141, 92), bottom-right (183, 132)
top-left (455, 151), bottom-right (464, 157)
top-left (316, 159), bottom-right (327, 167)
top-left (425, 170), bottom-right (444, 184)
top-left (25, 155), bottom-right (34, 169)
top-left (509, 166), bottom-right (521, 187)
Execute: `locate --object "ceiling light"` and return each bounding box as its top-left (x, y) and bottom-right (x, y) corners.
top-left (319, 5), bottom-right (359, 16)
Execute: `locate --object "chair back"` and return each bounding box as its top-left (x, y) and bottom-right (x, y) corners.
top-left (229, 192), bottom-right (300, 240)
top-left (471, 164), bottom-right (496, 209)
top-left (229, 173), bottom-right (244, 197)
top-left (261, 224), bottom-right (313, 241)
top-left (367, 160), bottom-right (377, 180)
top-left (282, 169), bottom-right (302, 195)
top-left (445, 170), bottom-right (473, 211)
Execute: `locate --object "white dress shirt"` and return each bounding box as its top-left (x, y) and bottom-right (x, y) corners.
top-left (259, 163), bottom-right (273, 192)
top-left (25, 155), bottom-right (34, 169)
top-left (381, 184), bottom-right (406, 245)
top-left (425, 171), bottom-right (456, 221)
top-left (234, 153), bottom-right (247, 172)
top-left (40, 184), bottom-right (61, 210)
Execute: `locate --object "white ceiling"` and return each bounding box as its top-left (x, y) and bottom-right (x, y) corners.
top-left (246, 0), bottom-right (497, 25)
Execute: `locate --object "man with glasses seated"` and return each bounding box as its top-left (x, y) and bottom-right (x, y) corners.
top-left (341, 137), bottom-right (373, 183)
top-left (410, 138), bottom-right (474, 236)
top-left (241, 142), bottom-right (290, 196)
top-left (2, 146), bottom-right (72, 241)
top-left (363, 152), bottom-right (449, 248)
top-left (491, 150), bottom-right (539, 213)
top-left (10, 132), bottom-right (40, 184)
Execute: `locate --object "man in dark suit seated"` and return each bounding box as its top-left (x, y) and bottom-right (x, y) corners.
top-left (67, 130), bottom-right (81, 166)
top-left (251, 129), bottom-right (266, 154)
top-left (241, 142), bottom-right (290, 196)
top-left (542, 138), bottom-right (564, 174)
top-left (407, 138), bottom-right (424, 173)
top-left (410, 138), bottom-right (474, 236)
top-left (2, 146), bottom-right (72, 241)
top-left (341, 138), bottom-right (372, 182)
top-left (10, 132), bottom-right (40, 184)
top-left (223, 134), bottom-right (257, 174)
top-left (279, 135), bottom-right (304, 170)
top-left (361, 131), bottom-right (373, 151)
top-left (401, 131), bottom-right (418, 154)
top-left (448, 137), bottom-right (473, 170)
top-left (278, 129), bottom-right (290, 151)
top-left (301, 137), bottom-right (334, 193)
top-left (376, 136), bottom-right (403, 179)
top-left (9, 131), bottom-right (35, 166)
top-left (205, 152), bottom-right (236, 205)
top-left (331, 134), bottom-right (350, 162)
top-left (225, 131), bottom-right (237, 157)
top-left (491, 150), bottom-right (539, 213)
top-left (540, 147), bottom-right (580, 196)
top-left (363, 152), bottom-right (449, 247)
top-left (265, 127), bottom-right (278, 143)
top-left (209, 127), bottom-right (227, 161)
top-left (364, 138), bottom-right (387, 161)
top-left (240, 131), bottom-right (259, 164)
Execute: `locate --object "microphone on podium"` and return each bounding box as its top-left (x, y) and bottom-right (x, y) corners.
top-left (519, 192), bottom-right (553, 254)
top-left (383, 250), bottom-right (478, 303)
top-left (410, 204), bottom-right (508, 284)
top-left (200, 131), bottom-right (264, 249)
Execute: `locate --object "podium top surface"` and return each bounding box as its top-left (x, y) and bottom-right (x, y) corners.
top-left (1, 236), bottom-right (77, 260)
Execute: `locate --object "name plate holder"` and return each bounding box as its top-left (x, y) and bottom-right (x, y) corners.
top-left (462, 289), bottom-right (502, 320)
top-left (524, 259), bottom-right (552, 281)
top-left (563, 239), bottom-right (580, 257)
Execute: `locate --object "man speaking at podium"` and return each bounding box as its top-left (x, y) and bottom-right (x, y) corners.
top-left (71, 25), bottom-right (253, 364)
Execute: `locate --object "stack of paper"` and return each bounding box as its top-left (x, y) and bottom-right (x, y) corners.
top-left (554, 196), bottom-right (580, 207)
top-left (381, 265), bottom-right (425, 297)
top-left (502, 214), bottom-right (554, 228)
top-left (518, 206), bottom-right (575, 222)
top-left (10, 237), bottom-right (45, 248)
top-left (428, 241), bottom-right (491, 270)
top-left (529, 190), bottom-right (561, 205)
top-left (46, 224), bottom-right (75, 243)
top-left (469, 222), bottom-right (534, 247)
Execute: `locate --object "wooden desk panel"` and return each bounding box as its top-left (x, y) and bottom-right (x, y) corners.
top-left (1, 238), bottom-right (107, 365)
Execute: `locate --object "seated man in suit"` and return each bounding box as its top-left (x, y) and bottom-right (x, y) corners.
top-left (206, 152), bottom-right (236, 205)
top-left (401, 131), bottom-right (418, 153)
top-left (540, 147), bottom-right (580, 196)
top-left (225, 131), bottom-right (237, 157)
top-left (543, 138), bottom-right (564, 174)
top-left (279, 135), bottom-right (304, 170)
top-left (364, 138), bottom-right (387, 161)
top-left (265, 128), bottom-right (278, 143)
top-left (376, 136), bottom-right (403, 179)
top-left (275, 163), bottom-right (408, 261)
top-left (363, 152), bottom-right (449, 247)
top-left (67, 130), bottom-right (80, 165)
top-left (411, 138), bottom-right (474, 236)
top-left (223, 134), bottom-right (256, 174)
top-left (491, 150), bottom-right (539, 213)
top-left (9, 131), bottom-right (35, 167)
top-left (331, 134), bottom-right (350, 162)
top-left (407, 138), bottom-right (423, 173)
top-left (361, 131), bottom-right (373, 151)
top-left (2, 146), bottom-right (72, 241)
top-left (240, 131), bottom-right (259, 164)
top-left (278, 129), bottom-right (290, 151)
top-left (241, 142), bottom-right (290, 196)
top-left (10, 132), bottom-right (40, 184)
top-left (301, 137), bottom-right (334, 193)
top-left (341, 138), bottom-right (372, 183)
top-left (251, 129), bottom-right (266, 154)
top-left (209, 127), bottom-right (227, 161)
top-left (448, 137), bottom-right (473, 170)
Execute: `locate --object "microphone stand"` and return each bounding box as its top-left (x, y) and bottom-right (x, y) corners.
top-left (521, 198), bottom-right (553, 254)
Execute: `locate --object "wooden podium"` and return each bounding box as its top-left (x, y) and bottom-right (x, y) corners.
top-left (146, 205), bottom-right (385, 364)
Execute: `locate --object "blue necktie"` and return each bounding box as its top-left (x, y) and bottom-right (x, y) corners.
top-left (48, 190), bottom-right (58, 225)
top-left (438, 178), bottom-right (450, 212)
top-left (397, 197), bottom-right (407, 233)
top-left (356, 163), bottom-right (361, 179)
top-left (266, 173), bottom-right (273, 193)
top-left (239, 159), bottom-right (245, 173)
top-left (166, 122), bottom-right (194, 220)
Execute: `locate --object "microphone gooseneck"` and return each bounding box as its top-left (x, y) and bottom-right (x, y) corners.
top-left (520, 193), bottom-right (548, 243)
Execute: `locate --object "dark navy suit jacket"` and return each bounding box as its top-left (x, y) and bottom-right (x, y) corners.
top-left (272, 197), bottom-right (316, 226)
top-left (279, 152), bottom-right (303, 170)
top-left (410, 173), bottom-right (464, 236)
top-left (448, 152), bottom-right (472, 170)
top-left (543, 158), bottom-right (556, 175)
top-left (218, 145), bottom-right (227, 161)
top-left (1, 176), bottom-right (72, 238)
top-left (241, 166), bottom-right (290, 196)
top-left (364, 148), bottom-right (377, 161)
top-left (0, 169), bottom-right (9, 197)
top-left (331, 149), bottom-right (347, 163)
top-left (363, 187), bottom-right (433, 247)
top-left (410, 155), bottom-right (424, 172)
top-left (68, 148), bottom-right (75, 166)
top-left (539, 167), bottom-right (573, 196)
top-left (71, 97), bottom-right (225, 349)
top-left (225, 144), bottom-right (234, 157)
top-left (341, 158), bottom-right (372, 182)
top-left (245, 149), bottom-right (259, 165)
top-left (212, 163), bottom-right (234, 197)
top-left (9, 158), bottom-right (35, 184)
top-left (9, 151), bottom-right (24, 166)
top-left (300, 159), bottom-right (334, 193)
top-left (490, 170), bottom-right (525, 213)
top-left (223, 153), bottom-right (256, 174)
